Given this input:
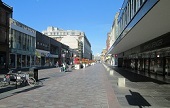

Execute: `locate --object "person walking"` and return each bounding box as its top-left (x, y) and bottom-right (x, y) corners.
top-left (56, 61), bottom-right (59, 68)
top-left (62, 63), bottom-right (66, 72)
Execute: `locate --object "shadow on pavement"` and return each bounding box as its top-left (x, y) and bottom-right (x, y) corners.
top-left (111, 66), bottom-right (168, 84)
top-left (0, 85), bottom-right (43, 100)
top-left (0, 86), bottom-right (16, 93)
top-left (13, 86), bottom-right (42, 94)
top-left (39, 77), bottom-right (50, 81)
top-left (126, 90), bottom-right (151, 108)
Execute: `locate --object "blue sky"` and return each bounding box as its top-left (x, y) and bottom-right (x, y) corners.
top-left (3, 0), bottom-right (124, 56)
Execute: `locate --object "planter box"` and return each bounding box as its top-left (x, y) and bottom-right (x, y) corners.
top-left (83, 64), bottom-right (86, 68)
top-left (75, 64), bottom-right (80, 70)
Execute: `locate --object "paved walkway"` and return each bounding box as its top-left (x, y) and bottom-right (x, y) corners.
top-left (0, 63), bottom-right (170, 108)
top-left (0, 64), bottom-right (120, 108)
top-left (104, 64), bottom-right (170, 108)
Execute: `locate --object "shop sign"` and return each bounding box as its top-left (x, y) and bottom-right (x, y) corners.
top-left (143, 39), bottom-right (163, 51)
top-left (141, 32), bottom-right (170, 52)
top-left (36, 49), bottom-right (50, 57)
top-left (50, 54), bottom-right (58, 58)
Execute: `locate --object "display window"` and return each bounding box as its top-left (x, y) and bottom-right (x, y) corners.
top-left (154, 57), bottom-right (163, 74)
top-left (9, 54), bottom-right (16, 68)
top-left (165, 57), bottom-right (170, 76)
top-left (150, 59), bottom-right (155, 73)
top-left (35, 57), bottom-right (41, 66)
top-left (17, 54), bottom-right (21, 68)
top-left (27, 56), bottom-right (30, 67)
top-left (22, 55), bottom-right (26, 67)
top-left (0, 53), bottom-right (6, 70)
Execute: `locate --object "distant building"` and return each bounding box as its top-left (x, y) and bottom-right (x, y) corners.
top-left (101, 49), bottom-right (107, 62)
top-left (106, 12), bottom-right (119, 66)
top-left (42, 26), bottom-right (92, 60)
top-left (0, 1), bottom-right (13, 73)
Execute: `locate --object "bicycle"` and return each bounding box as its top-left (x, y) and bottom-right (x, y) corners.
top-left (0, 69), bottom-right (14, 87)
top-left (0, 74), bottom-right (10, 87)
top-left (14, 71), bottom-right (37, 87)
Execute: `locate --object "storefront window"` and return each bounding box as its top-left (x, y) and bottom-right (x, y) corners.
top-left (35, 57), bottom-right (41, 66)
top-left (150, 59), bottom-right (155, 73)
top-left (17, 54), bottom-right (21, 68)
top-left (10, 54), bottom-right (15, 68)
top-left (145, 59), bottom-right (149, 71)
top-left (50, 58), bottom-right (54, 66)
top-left (0, 53), bottom-right (6, 70)
top-left (41, 57), bottom-right (45, 66)
top-left (165, 57), bottom-right (170, 76)
top-left (31, 56), bottom-right (35, 66)
top-left (45, 58), bottom-right (50, 66)
top-left (27, 55), bottom-right (30, 67)
top-left (154, 58), bottom-right (163, 74)
top-left (22, 55), bottom-right (26, 67)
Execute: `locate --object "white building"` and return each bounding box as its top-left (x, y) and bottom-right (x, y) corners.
top-left (106, 12), bottom-right (119, 66)
top-left (42, 26), bottom-right (92, 59)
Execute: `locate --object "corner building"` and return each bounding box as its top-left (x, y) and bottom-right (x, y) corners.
top-left (108, 0), bottom-right (170, 81)
top-left (0, 1), bottom-right (12, 73)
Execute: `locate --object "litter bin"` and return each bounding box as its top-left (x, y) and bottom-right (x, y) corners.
top-left (29, 67), bottom-right (38, 81)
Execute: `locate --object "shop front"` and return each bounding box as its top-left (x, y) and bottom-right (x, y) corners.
top-left (35, 49), bottom-right (58, 67)
top-left (9, 52), bottom-right (35, 69)
top-left (121, 32), bottom-right (170, 80)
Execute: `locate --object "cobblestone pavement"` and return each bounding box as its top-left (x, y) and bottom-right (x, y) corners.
top-left (0, 64), bottom-right (120, 108)
top-left (1, 63), bottom-right (170, 108)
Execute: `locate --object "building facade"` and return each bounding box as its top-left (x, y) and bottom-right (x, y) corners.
top-left (9, 18), bottom-right (36, 70)
top-left (0, 1), bottom-right (12, 72)
top-left (107, 0), bottom-right (170, 81)
top-left (36, 31), bottom-right (70, 67)
top-left (106, 12), bottom-right (119, 66)
top-left (42, 26), bottom-right (92, 60)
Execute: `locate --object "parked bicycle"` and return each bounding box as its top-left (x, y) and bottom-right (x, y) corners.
top-left (0, 69), bottom-right (13, 87)
top-left (14, 71), bottom-right (36, 87)
top-left (0, 70), bottom-right (36, 88)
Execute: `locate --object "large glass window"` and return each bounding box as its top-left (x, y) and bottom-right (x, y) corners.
top-left (145, 59), bottom-right (149, 71)
top-left (150, 59), bottom-right (155, 73)
top-left (165, 57), bottom-right (170, 76)
top-left (9, 54), bottom-right (16, 68)
top-left (0, 53), bottom-right (6, 70)
top-left (22, 55), bottom-right (26, 67)
top-left (17, 54), bottom-right (21, 68)
top-left (134, 0), bottom-right (137, 14)
top-left (27, 55), bottom-right (30, 67)
top-left (154, 57), bottom-right (163, 74)
top-left (31, 56), bottom-right (35, 66)
top-left (35, 57), bottom-right (41, 66)
top-left (18, 32), bottom-right (21, 50)
top-left (23, 33), bottom-right (26, 50)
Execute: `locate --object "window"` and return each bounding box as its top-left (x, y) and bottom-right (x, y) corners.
top-left (134, 0), bottom-right (136, 14)
top-left (18, 33), bottom-right (21, 49)
top-left (0, 28), bottom-right (6, 43)
top-left (129, 0), bottom-right (132, 20)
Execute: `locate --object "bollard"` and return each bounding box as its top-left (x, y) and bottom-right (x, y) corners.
top-left (110, 70), bottom-right (114, 76)
top-left (107, 67), bottom-right (110, 71)
top-left (118, 78), bottom-right (125, 87)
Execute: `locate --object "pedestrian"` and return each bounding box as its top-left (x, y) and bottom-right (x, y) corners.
top-left (62, 63), bottom-right (66, 72)
top-left (56, 61), bottom-right (59, 68)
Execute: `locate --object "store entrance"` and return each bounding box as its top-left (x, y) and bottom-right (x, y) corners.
top-left (0, 52), bottom-right (6, 70)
